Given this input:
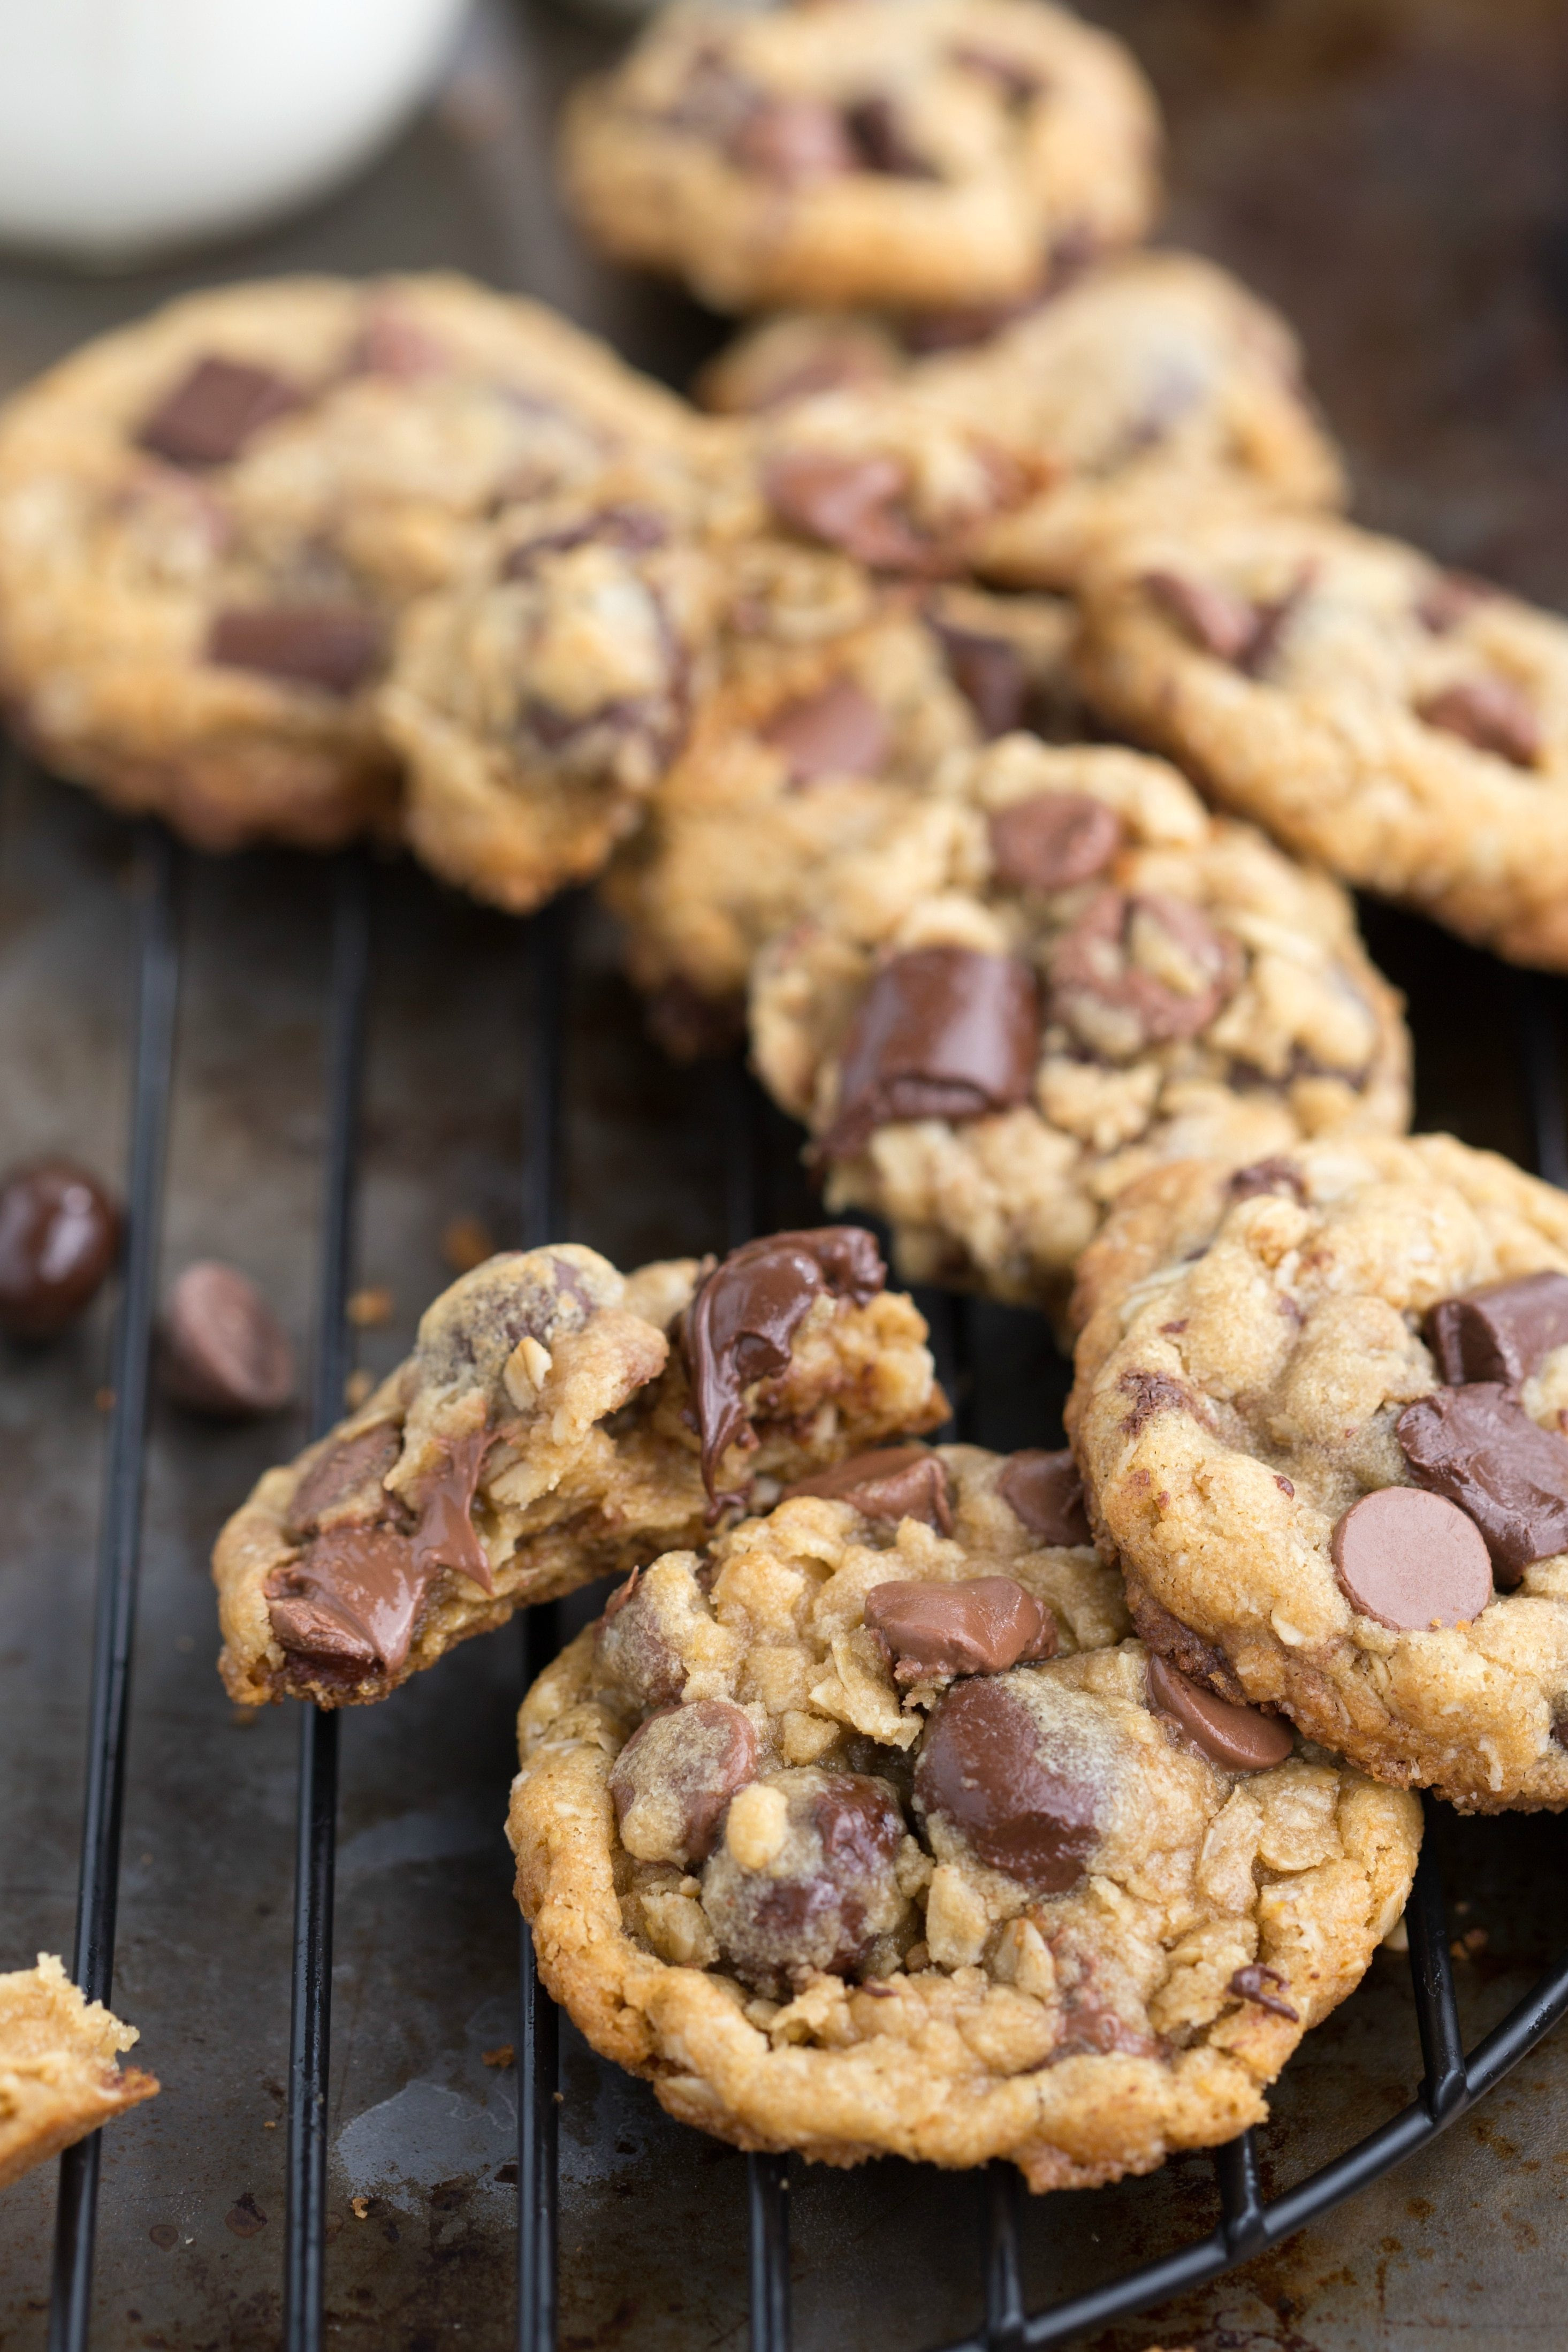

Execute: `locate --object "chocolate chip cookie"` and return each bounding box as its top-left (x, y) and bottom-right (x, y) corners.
top-left (750, 735), bottom-right (1410, 1318)
top-left (0, 274), bottom-right (694, 852)
top-left (1075, 508), bottom-right (1568, 970)
top-left (214, 1230), bottom-right (946, 1709)
top-left (558, 0), bottom-right (1160, 316)
top-left (748, 254), bottom-right (1343, 589)
top-left (507, 1449), bottom-right (1419, 2183)
top-left (0, 1954), bottom-right (158, 2191)
top-left (1069, 1135), bottom-right (1568, 1811)
top-left (600, 541), bottom-right (1084, 1050)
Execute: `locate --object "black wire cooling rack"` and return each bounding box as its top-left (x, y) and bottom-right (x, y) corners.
top-left (39, 824), bottom-right (1568, 2352)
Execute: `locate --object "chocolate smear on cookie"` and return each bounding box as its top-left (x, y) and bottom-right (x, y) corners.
top-left (207, 605), bottom-right (384, 696)
top-left (1397, 1383), bottom-right (1568, 1581)
top-left (1146, 1656), bottom-right (1292, 1771)
top-left (139, 355), bottom-right (301, 467)
top-left (1426, 1269), bottom-right (1568, 1387)
top-left (996, 1448), bottom-right (1091, 1545)
top-left (760, 676), bottom-right (891, 784)
top-left (1329, 1485), bottom-right (1493, 1630)
top-left (820, 946), bottom-right (1040, 1157)
top-left (683, 1227), bottom-right (885, 1497)
top-left (410, 1427), bottom-right (501, 1594)
top-left (864, 1576), bottom-right (1054, 1681)
top-left (783, 1443), bottom-right (952, 1530)
top-left (988, 793), bottom-right (1122, 894)
top-left (916, 1677), bottom-right (1098, 1890)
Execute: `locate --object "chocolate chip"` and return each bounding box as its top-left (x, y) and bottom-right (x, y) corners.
top-left (500, 504), bottom-right (668, 574)
top-left (1146, 1655), bottom-right (1293, 1771)
top-left (158, 1261), bottom-right (294, 1417)
top-left (1414, 570), bottom-right (1495, 634)
top-left (864, 1575), bottom-right (1055, 1681)
top-left (1049, 888), bottom-right (1241, 1061)
top-left (1426, 1270), bottom-right (1568, 1387)
top-left (987, 794), bottom-right (1123, 894)
top-left (930, 623), bottom-right (1030, 736)
top-left (782, 1443), bottom-right (953, 1530)
top-left (996, 1449), bottom-right (1090, 1545)
top-left (760, 677), bottom-right (891, 785)
top-left (843, 96), bottom-right (937, 178)
top-left (900, 294), bottom-right (1040, 354)
top-left (409, 1428), bottom-right (499, 1595)
top-left (138, 356), bottom-right (301, 467)
top-left (1228, 1962), bottom-right (1298, 2022)
top-left (1397, 1383), bottom-right (1568, 1582)
top-left (1417, 678), bottom-right (1540, 767)
top-left (597, 1566), bottom-right (687, 1709)
top-left (948, 43), bottom-right (1044, 102)
top-left (286, 1423), bottom-right (402, 1536)
top-left (1329, 1485), bottom-right (1494, 1629)
top-left (819, 946), bottom-right (1041, 1158)
top-left (1128, 1584), bottom-right (1245, 1698)
top-left (762, 450), bottom-right (942, 574)
top-left (0, 1159), bottom-right (120, 1339)
top-left (267, 1526), bottom-right (425, 1675)
top-left (915, 1676), bottom-right (1098, 1890)
top-left (1228, 1158), bottom-right (1307, 1204)
top-left (609, 1700), bottom-right (759, 1867)
top-left (701, 1768), bottom-right (909, 1996)
top-left (682, 1228), bottom-right (886, 1498)
top-left (1119, 1368), bottom-right (1194, 1440)
top-left (1143, 569), bottom-right (1260, 665)
top-left (729, 96), bottom-right (857, 182)
top-left (207, 605), bottom-right (384, 696)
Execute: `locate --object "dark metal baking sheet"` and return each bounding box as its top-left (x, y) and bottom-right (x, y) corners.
top-left (4, 3), bottom-right (1568, 2346)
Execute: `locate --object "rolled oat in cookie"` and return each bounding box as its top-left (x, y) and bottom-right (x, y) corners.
top-left (558, 0), bottom-right (1159, 316)
top-left (1069, 1134), bottom-right (1568, 1810)
top-left (213, 1230), bottom-right (945, 1708)
top-left (0, 1955), bottom-right (158, 2192)
top-left (1075, 507), bottom-right (1568, 971)
top-left (749, 734), bottom-right (1410, 1321)
top-left (507, 1446), bottom-right (1418, 2184)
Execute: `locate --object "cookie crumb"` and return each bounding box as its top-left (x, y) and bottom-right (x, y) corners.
top-left (443, 1216), bottom-right (496, 1274)
top-left (351, 2195), bottom-right (369, 2221)
top-left (342, 1367), bottom-right (374, 1411)
top-left (346, 1286), bottom-right (394, 1329)
top-left (482, 2044), bottom-right (514, 2068)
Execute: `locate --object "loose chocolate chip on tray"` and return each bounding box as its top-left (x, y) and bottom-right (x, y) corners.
top-left (159, 1261), bottom-right (294, 1417)
top-left (864, 1575), bottom-right (1055, 1681)
top-left (760, 676), bottom-right (892, 785)
top-left (1416, 678), bottom-right (1541, 767)
top-left (139, 355), bottom-right (301, 467)
top-left (783, 1443), bottom-right (953, 1530)
top-left (207, 605), bottom-right (385, 696)
top-left (1397, 1382), bottom-right (1568, 1582)
top-left (987, 793), bottom-right (1123, 894)
top-left (820, 946), bottom-right (1040, 1158)
top-left (1425, 1270), bottom-right (1568, 1387)
top-left (915, 1677), bottom-right (1098, 1890)
top-left (0, 1159), bottom-right (121, 1340)
top-left (1329, 1485), bottom-right (1494, 1630)
top-left (996, 1448), bottom-right (1091, 1545)
top-left (1146, 1656), bottom-right (1293, 1771)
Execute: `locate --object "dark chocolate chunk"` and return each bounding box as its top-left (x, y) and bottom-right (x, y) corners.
top-left (782, 1443), bottom-right (953, 1531)
top-left (1049, 888), bottom-right (1241, 1060)
top-left (609, 1700), bottom-right (759, 1866)
top-left (159, 1260), bottom-right (294, 1417)
top-left (1417, 678), bottom-right (1540, 767)
top-left (682, 1228), bottom-right (885, 1497)
top-left (1145, 1655), bottom-right (1293, 1771)
top-left (1425, 1269), bottom-right (1568, 1387)
top-left (138, 356), bottom-right (301, 467)
top-left (1228, 1962), bottom-right (1299, 2022)
top-left (729, 96), bottom-right (857, 182)
top-left (207, 605), bottom-right (384, 696)
top-left (987, 793), bottom-right (1122, 893)
top-left (760, 676), bottom-right (891, 785)
top-left (0, 1159), bottom-right (120, 1339)
top-left (863, 1575), bottom-right (1055, 1681)
top-left (1329, 1484), bottom-right (1494, 1629)
top-left (996, 1448), bottom-right (1091, 1545)
top-left (915, 1676), bottom-right (1098, 1890)
top-left (1397, 1383), bottom-right (1568, 1582)
top-left (819, 946), bottom-right (1040, 1158)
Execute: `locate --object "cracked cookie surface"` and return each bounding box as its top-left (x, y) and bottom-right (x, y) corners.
top-left (214, 1231), bottom-right (945, 1708)
top-left (507, 1447), bottom-right (1418, 2182)
top-left (0, 1955), bottom-right (158, 2191)
top-left (1069, 1135), bottom-right (1568, 1810)
top-left (749, 734), bottom-right (1410, 1319)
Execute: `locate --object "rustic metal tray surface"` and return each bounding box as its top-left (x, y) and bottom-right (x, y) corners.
top-left (5, 4), bottom-right (1568, 2348)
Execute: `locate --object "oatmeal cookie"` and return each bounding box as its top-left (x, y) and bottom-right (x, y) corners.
top-left (507, 1449), bottom-right (1418, 2182)
top-left (749, 254), bottom-right (1343, 590)
top-left (1075, 507), bottom-right (1568, 970)
top-left (558, 0), bottom-right (1159, 316)
top-left (0, 273), bottom-right (694, 852)
top-left (749, 734), bottom-right (1410, 1319)
top-left (600, 539), bottom-right (1084, 1048)
top-left (1068, 1134), bottom-right (1568, 1811)
top-left (0, 1955), bottom-right (158, 2191)
top-left (214, 1230), bottom-right (945, 1709)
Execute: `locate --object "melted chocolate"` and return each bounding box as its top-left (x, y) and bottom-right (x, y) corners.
top-left (863, 1575), bottom-right (1055, 1681)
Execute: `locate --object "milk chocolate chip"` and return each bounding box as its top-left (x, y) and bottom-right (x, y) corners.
top-left (139, 356), bottom-right (300, 467)
top-left (782, 1443), bottom-right (953, 1530)
top-left (915, 1677), bottom-right (1098, 1890)
top-left (159, 1261), bottom-right (294, 1417)
top-left (682, 1227), bottom-right (885, 1497)
top-left (987, 794), bottom-right (1122, 894)
top-left (1329, 1485), bottom-right (1493, 1630)
top-left (286, 1422), bottom-right (402, 1535)
top-left (1397, 1383), bottom-right (1568, 1582)
top-left (1145, 1656), bottom-right (1293, 1771)
top-left (597, 1566), bottom-right (688, 1709)
top-left (931, 623), bottom-right (1029, 736)
top-left (1425, 1270), bottom-right (1568, 1387)
top-left (0, 1159), bottom-right (120, 1339)
top-left (1143, 569), bottom-right (1260, 664)
top-left (609, 1700), bottom-right (759, 1867)
top-left (207, 605), bottom-right (384, 696)
top-left (701, 1768), bottom-right (909, 1996)
top-left (864, 1576), bottom-right (1055, 1681)
top-left (1417, 678), bottom-right (1540, 767)
top-left (762, 450), bottom-right (939, 573)
top-left (820, 946), bottom-right (1040, 1158)
top-left (760, 676), bottom-right (891, 785)
top-left (996, 1449), bottom-right (1091, 1545)
top-left (1228, 1158), bottom-right (1306, 1205)
top-left (843, 96), bottom-right (936, 178)
top-left (1049, 889), bottom-right (1240, 1062)
top-left (729, 96), bottom-right (857, 182)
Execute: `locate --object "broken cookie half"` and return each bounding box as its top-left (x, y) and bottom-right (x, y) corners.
top-left (213, 1229), bottom-right (946, 1708)
top-left (0, 1955), bottom-right (158, 2192)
